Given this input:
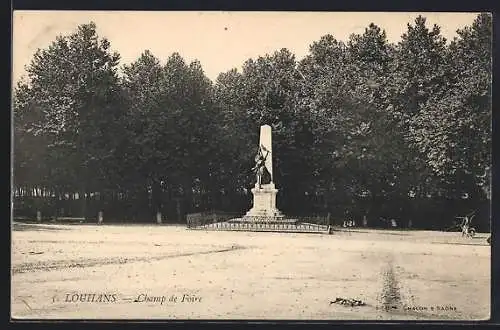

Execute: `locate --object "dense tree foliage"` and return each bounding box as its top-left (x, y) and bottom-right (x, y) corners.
top-left (13, 15), bottom-right (492, 230)
top-left (13, 22), bottom-right (124, 218)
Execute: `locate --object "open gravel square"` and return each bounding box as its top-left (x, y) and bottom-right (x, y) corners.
top-left (11, 223), bottom-right (490, 320)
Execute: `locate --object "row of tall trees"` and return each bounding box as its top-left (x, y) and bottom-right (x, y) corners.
top-left (13, 14), bottom-right (492, 229)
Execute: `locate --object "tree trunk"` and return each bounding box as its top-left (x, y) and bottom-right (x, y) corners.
top-left (183, 180), bottom-right (193, 216)
top-left (151, 180), bottom-right (162, 223)
top-left (175, 198), bottom-right (182, 222)
top-left (81, 187), bottom-right (87, 220)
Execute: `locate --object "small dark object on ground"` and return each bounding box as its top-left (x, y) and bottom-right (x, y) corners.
top-left (487, 236), bottom-right (491, 245)
top-left (330, 297), bottom-right (365, 307)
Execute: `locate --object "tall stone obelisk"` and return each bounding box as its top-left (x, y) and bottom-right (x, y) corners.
top-left (245, 124), bottom-right (284, 220)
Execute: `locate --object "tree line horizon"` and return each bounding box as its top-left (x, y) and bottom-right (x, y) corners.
top-left (13, 14), bottom-right (492, 230)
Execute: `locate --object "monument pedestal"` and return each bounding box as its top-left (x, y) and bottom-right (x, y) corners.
top-left (226, 182), bottom-right (296, 224)
top-left (245, 182), bottom-right (284, 218)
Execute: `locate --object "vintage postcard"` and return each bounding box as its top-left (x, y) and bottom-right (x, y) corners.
top-left (11, 11), bottom-right (492, 320)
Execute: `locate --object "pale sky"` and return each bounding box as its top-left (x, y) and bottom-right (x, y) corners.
top-left (12, 11), bottom-right (480, 83)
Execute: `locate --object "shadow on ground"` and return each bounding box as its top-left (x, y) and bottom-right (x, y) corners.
top-left (431, 241), bottom-right (489, 247)
top-left (12, 223), bottom-right (70, 232)
top-left (341, 229), bottom-right (411, 236)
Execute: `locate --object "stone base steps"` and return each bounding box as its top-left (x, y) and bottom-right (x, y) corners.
top-left (227, 217), bottom-right (298, 224)
top-left (188, 221), bottom-right (330, 233)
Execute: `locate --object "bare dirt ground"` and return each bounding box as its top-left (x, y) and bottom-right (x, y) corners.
top-left (11, 223), bottom-right (490, 320)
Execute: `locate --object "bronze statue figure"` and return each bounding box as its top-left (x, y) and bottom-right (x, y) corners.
top-left (251, 144), bottom-right (271, 188)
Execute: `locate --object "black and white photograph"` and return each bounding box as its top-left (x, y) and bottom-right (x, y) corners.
top-left (11, 11), bottom-right (492, 320)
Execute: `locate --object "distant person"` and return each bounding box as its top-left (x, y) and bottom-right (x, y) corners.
top-left (461, 216), bottom-right (470, 237)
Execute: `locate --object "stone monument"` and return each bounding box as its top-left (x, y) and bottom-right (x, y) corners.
top-left (230, 124), bottom-right (293, 223)
top-left (196, 125), bottom-right (328, 232)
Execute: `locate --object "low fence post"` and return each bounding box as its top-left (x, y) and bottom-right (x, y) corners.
top-left (98, 211), bottom-right (103, 225)
top-left (156, 212), bottom-right (162, 224)
top-left (36, 210), bottom-right (42, 223)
